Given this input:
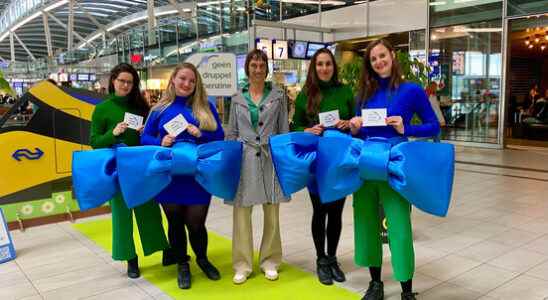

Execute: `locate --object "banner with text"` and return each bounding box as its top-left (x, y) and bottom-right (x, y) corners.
top-left (185, 53), bottom-right (237, 97)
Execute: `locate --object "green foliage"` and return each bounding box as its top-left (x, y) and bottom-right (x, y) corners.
top-left (395, 50), bottom-right (430, 88)
top-left (0, 70), bottom-right (15, 96)
top-left (395, 51), bottom-right (431, 125)
top-left (338, 51), bottom-right (430, 98)
top-left (338, 55), bottom-right (363, 96)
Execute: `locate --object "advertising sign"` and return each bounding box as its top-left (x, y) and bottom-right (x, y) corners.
top-left (0, 208), bottom-right (16, 264)
top-left (186, 53), bottom-right (237, 97)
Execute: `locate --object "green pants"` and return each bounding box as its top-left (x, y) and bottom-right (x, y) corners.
top-left (353, 181), bottom-right (414, 282)
top-left (110, 194), bottom-right (169, 261)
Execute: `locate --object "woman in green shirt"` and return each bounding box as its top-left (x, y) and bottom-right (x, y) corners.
top-left (292, 48), bottom-right (355, 285)
top-left (90, 63), bottom-right (168, 279)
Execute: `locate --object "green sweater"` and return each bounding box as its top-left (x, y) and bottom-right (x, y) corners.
top-left (292, 82), bottom-right (355, 131)
top-left (90, 94), bottom-right (143, 149)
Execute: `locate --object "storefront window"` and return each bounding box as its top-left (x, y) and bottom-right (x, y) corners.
top-left (429, 20), bottom-right (502, 143)
top-left (430, 0), bottom-right (502, 27)
top-left (508, 0), bottom-right (548, 17)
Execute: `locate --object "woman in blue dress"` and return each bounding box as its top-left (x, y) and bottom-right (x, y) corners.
top-left (141, 62), bottom-right (224, 290)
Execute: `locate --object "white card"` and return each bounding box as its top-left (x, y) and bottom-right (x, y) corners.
top-left (163, 114), bottom-right (189, 137)
top-left (319, 110), bottom-right (340, 127)
top-left (123, 112), bottom-right (143, 130)
top-left (362, 108), bottom-right (387, 127)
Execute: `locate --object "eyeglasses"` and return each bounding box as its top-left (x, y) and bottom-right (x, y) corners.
top-left (116, 78), bottom-right (134, 86)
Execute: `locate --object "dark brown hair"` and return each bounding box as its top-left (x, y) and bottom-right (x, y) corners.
top-left (245, 49), bottom-right (269, 78)
top-left (357, 39), bottom-right (403, 107)
top-left (108, 63), bottom-right (148, 116)
top-left (304, 47), bottom-right (340, 115)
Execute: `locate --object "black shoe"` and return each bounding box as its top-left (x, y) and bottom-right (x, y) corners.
top-left (401, 292), bottom-right (417, 300)
top-left (362, 281), bottom-right (384, 300)
top-left (316, 257), bottom-right (333, 285)
top-left (327, 256), bottom-right (346, 283)
top-left (196, 258), bottom-right (221, 280)
top-left (127, 257), bottom-right (140, 279)
top-left (177, 262), bottom-right (191, 289)
top-left (162, 248), bottom-right (177, 266)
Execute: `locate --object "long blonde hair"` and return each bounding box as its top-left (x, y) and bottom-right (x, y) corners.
top-left (153, 62), bottom-right (217, 131)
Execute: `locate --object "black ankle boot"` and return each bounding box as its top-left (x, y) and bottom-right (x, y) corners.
top-left (162, 248), bottom-right (177, 266)
top-left (362, 281), bottom-right (384, 300)
top-left (127, 257), bottom-right (140, 279)
top-left (327, 256), bottom-right (346, 282)
top-left (196, 258), bottom-right (221, 280)
top-left (316, 257), bottom-right (333, 285)
top-left (401, 292), bottom-right (417, 300)
top-left (177, 262), bottom-right (191, 289)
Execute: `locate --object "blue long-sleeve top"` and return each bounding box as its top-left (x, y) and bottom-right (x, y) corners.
top-left (356, 77), bottom-right (440, 140)
top-left (141, 95), bottom-right (224, 205)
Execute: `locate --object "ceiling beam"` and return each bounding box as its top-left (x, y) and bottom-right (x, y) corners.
top-left (42, 13), bottom-right (53, 57)
top-left (12, 31), bottom-right (36, 61)
top-left (43, 10), bottom-right (87, 45)
top-left (67, 0), bottom-right (74, 50)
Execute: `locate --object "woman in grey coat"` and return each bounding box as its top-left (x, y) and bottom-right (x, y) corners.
top-left (225, 49), bottom-right (290, 284)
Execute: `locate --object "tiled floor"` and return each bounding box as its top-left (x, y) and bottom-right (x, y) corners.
top-left (2, 145), bottom-right (548, 300)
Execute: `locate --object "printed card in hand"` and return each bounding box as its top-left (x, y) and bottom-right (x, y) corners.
top-left (362, 108), bottom-right (387, 127)
top-left (319, 110), bottom-right (340, 127)
top-left (123, 112), bottom-right (144, 130)
top-left (163, 114), bottom-right (189, 137)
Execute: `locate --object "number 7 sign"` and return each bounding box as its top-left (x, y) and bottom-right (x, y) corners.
top-left (273, 40), bottom-right (288, 60)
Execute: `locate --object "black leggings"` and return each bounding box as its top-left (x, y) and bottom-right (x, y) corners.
top-left (162, 203), bottom-right (210, 263)
top-left (310, 193), bottom-right (346, 258)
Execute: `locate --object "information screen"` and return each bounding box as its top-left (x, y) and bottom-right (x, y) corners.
top-left (77, 74), bottom-right (89, 81)
top-left (289, 40), bottom-right (307, 59)
top-left (306, 42), bottom-right (326, 58)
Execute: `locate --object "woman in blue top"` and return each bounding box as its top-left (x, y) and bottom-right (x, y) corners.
top-left (349, 39), bottom-right (439, 300)
top-left (141, 62), bottom-right (224, 290)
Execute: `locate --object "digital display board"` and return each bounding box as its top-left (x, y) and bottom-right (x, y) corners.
top-left (289, 40), bottom-right (307, 59)
top-left (306, 42), bottom-right (326, 58)
top-left (77, 73), bottom-right (89, 81)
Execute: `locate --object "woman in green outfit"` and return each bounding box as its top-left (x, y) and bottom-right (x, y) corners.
top-left (292, 48), bottom-right (355, 285)
top-left (90, 63), bottom-right (169, 279)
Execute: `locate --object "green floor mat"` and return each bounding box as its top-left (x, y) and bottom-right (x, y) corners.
top-left (73, 218), bottom-right (358, 300)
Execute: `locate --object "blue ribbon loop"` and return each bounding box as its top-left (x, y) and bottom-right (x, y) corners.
top-left (72, 149), bottom-right (119, 211)
top-left (72, 141), bottom-right (242, 210)
top-left (269, 132), bottom-right (319, 198)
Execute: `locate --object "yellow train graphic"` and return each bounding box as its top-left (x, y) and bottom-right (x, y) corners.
top-left (0, 81), bottom-right (102, 223)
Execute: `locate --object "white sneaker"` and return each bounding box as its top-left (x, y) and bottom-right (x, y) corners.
top-left (264, 269), bottom-right (278, 281)
top-left (233, 272), bottom-right (248, 284)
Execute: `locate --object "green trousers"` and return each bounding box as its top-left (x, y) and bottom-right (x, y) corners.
top-left (110, 194), bottom-right (169, 261)
top-left (353, 181), bottom-right (414, 282)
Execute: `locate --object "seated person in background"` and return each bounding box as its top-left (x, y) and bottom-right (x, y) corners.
top-left (523, 89), bottom-right (548, 125)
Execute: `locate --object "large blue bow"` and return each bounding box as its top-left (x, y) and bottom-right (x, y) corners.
top-left (269, 132), bottom-right (454, 217)
top-left (116, 141), bottom-right (242, 208)
top-left (316, 134), bottom-right (455, 216)
top-left (72, 141), bottom-right (242, 210)
top-left (72, 149), bottom-right (118, 211)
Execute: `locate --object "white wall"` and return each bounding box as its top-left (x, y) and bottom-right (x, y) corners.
top-left (254, 0), bottom-right (427, 42)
